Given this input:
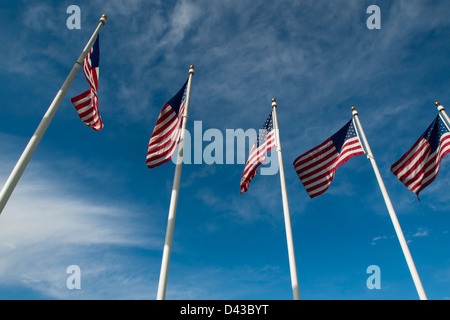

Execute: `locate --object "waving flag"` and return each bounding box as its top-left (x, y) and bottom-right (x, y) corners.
top-left (390, 114), bottom-right (450, 198)
top-left (293, 119), bottom-right (365, 198)
top-left (70, 36), bottom-right (103, 131)
top-left (240, 113), bottom-right (276, 194)
top-left (146, 79), bottom-right (188, 168)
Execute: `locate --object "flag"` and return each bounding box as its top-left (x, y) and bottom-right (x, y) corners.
top-left (146, 79), bottom-right (189, 168)
top-left (390, 114), bottom-right (450, 198)
top-left (240, 113), bottom-right (276, 194)
top-left (293, 118), bottom-right (365, 198)
top-left (70, 36), bottom-right (103, 131)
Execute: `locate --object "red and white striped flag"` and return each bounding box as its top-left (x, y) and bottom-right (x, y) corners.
top-left (293, 119), bottom-right (365, 198)
top-left (146, 79), bottom-right (188, 168)
top-left (391, 114), bottom-right (450, 199)
top-left (70, 36), bottom-right (103, 131)
top-left (240, 113), bottom-right (276, 194)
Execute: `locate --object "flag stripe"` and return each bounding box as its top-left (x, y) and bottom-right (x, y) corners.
top-left (294, 139), bottom-right (334, 168)
top-left (293, 119), bottom-right (365, 198)
top-left (148, 111), bottom-right (179, 148)
top-left (70, 36), bottom-right (103, 131)
top-left (147, 104), bottom-right (185, 151)
top-left (240, 113), bottom-right (275, 194)
top-left (241, 133), bottom-right (276, 179)
top-left (147, 126), bottom-right (182, 161)
top-left (243, 134), bottom-right (276, 171)
top-left (391, 114), bottom-right (450, 198)
top-left (408, 135), bottom-right (450, 194)
top-left (146, 79), bottom-right (188, 169)
top-left (299, 140), bottom-right (363, 186)
top-left (241, 134), bottom-right (276, 180)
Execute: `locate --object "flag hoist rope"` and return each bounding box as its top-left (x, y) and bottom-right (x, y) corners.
top-left (156, 65), bottom-right (195, 300)
top-left (272, 98), bottom-right (300, 300)
top-left (0, 15), bottom-right (108, 215)
top-left (351, 106), bottom-right (427, 300)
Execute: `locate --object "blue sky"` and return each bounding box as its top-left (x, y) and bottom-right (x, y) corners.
top-left (0, 0), bottom-right (450, 300)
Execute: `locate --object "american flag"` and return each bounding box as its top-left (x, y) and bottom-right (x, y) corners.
top-left (70, 36), bottom-right (103, 131)
top-left (146, 79), bottom-right (188, 168)
top-left (240, 113), bottom-right (276, 194)
top-left (390, 114), bottom-right (450, 198)
top-left (293, 119), bottom-right (365, 198)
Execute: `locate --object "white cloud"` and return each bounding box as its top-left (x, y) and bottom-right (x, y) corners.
top-left (22, 3), bottom-right (58, 33)
top-left (371, 235), bottom-right (388, 246)
top-left (0, 149), bottom-right (162, 299)
top-left (166, 0), bottom-right (200, 46)
top-left (413, 228), bottom-right (429, 237)
top-left (371, 227), bottom-right (430, 247)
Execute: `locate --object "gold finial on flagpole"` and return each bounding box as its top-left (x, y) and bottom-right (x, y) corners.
top-left (272, 98), bottom-right (277, 108)
top-left (436, 101), bottom-right (450, 124)
top-left (436, 101), bottom-right (446, 113)
top-left (99, 14), bottom-right (108, 25)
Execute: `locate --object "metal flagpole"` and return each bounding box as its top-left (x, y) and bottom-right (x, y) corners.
top-left (0, 15), bottom-right (108, 215)
top-left (271, 98), bottom-right (300, 300)
top-left (436, 102), bottom-right (450, 127)
top-left (156, 65), bottom-right (195, 300)
top-left (351, 106), bottom-right (427, 300)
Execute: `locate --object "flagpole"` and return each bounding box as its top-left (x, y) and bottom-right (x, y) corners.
top-left (156, 65), bottom-right (195, 300)
top-left (271, 98), bottom-right (300, 300)
top-left (436, 102), bottom-right (450, 127)
top-left (351, 106), bottom-right (427, 300)
top-left (0, 15), bottom-right (108, 215)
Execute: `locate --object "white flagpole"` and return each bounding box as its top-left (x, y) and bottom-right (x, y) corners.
top-left (351, 106), bottom-right (427, 300)
top-left (271, 98), bottom-right (300, 300)
top-left (436, 102), bottom-right (450, 127)
top-left (156, 65), bottom-right (195, 300)
top-left (0, 15), bottom-right (108, 215)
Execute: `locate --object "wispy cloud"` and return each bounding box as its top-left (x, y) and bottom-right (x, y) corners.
top-left (413, 228), bottom-right (429, 237)
top-left (371, 235), bottom-right (391, 246)
top-left (2, 0), bottom-right (450, 300)
top-left (371, 227), bottom-right (430, 246)
top-left (0, 140), bottom-right (162, 299)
